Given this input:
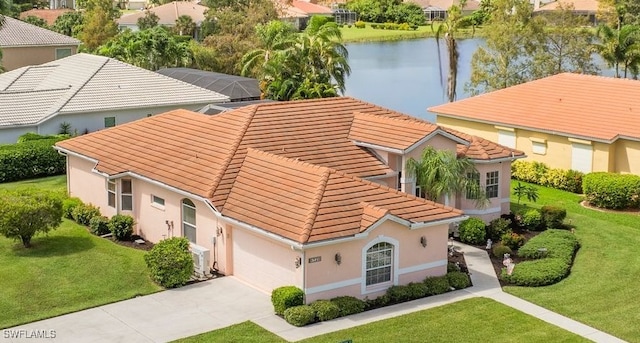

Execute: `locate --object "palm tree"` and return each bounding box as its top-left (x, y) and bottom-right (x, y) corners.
top-left (406, 146), bottom-right (487, 207)
top-left (595, 24), bottom-right (640, 78)
top-left (174, 15), bottom-right (196, 37)
top-left (240, 20), bottom-right (296, 78)
top-left (432, 4), bottom-right (468, 102)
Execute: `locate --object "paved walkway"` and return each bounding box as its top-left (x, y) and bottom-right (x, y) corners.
top-left (1, 244), bottom-right (626, 343)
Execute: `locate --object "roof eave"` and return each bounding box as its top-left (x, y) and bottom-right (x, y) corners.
top-left (409, 214), bottom-right (468, 229)
top-left (471, 154), bottom-right (527, 164)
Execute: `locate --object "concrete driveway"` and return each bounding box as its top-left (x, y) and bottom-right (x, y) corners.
top-left (3, 277), bottom-right (273, 343)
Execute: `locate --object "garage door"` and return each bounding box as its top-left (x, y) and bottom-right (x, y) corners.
top-left (232, 228), bottom-right (297, 293)
top-left (571, 143), bottom-right (593, 173)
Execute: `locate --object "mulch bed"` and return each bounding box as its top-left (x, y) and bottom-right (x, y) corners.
top-left (109, 235), bottom-right (155, 251)
top-left (581, 200), bottom-right (640, 215)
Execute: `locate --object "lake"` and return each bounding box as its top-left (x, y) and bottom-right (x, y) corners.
top-left (344, 38), bottom-right (612, 122)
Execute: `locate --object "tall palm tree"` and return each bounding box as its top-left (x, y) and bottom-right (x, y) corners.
top-left (174, 15), bottom-right (196, 37)
top-left (432, 4), bottom-right (467, 102)
top-left (406, 146), bottom-right (487, 206)
top-left (240, 20), bottom-right (296, 78)
top-left (595, 24), bottom-right (640, 78)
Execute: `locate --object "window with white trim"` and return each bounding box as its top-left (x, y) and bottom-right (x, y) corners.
top-left (366, 242), bottom-right (393, 286)
top-left (107, 180), bottom-right (116, 208)
top-left (466, 172), bottom-right (480, 199)
top-left (151, 195), bottom-right (165, 208)
top-left (121, 179), bottom-right (132, 211)
top-left (486, 171), bottom-right (499, 198)
top-left (182, 199), bottom-right (196, 243)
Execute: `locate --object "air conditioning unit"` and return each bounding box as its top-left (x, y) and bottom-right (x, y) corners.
top-left (190, 243), bottom-right (211, 278)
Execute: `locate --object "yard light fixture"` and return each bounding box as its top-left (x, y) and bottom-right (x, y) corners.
top-left (420, 236), bottom-right (427, 248)
top-left (295, 256), bottom-right (302, 269)
top-left (335, 252), bottom-right (342, 265)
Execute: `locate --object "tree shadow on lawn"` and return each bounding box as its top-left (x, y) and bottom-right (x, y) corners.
top-left (10, 235), bottom-right (95, 257)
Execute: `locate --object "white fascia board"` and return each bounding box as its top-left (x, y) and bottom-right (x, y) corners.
top-left (351, 141), bottom-right (404, 154)
top-left (362, 171), bottom-right (399, 181)
top-left (472, 154), bottom-right (527, 164)
top-left (212, 212), bottom-right (304, 250)
top-left (405, 129), bottom-right (469, 154)
top-left (409, 215), bottom-right (468, 230)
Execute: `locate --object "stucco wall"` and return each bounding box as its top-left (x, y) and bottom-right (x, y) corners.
top-left (303, 220), bottom-right (449, 303)
top-left (67, 156), bottom-right (116, 217)
top-left (401, 133), bottom-right (458, 195)
top-left (1, 45), bottom-right (78, 71)
top-left (0, 126), bottom-right (38, 144)
top-left (456, 161), bottom-right (511, 222)
top-left (615, 139), bottom-right (640, 174)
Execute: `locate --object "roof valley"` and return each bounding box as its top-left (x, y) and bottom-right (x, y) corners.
top-left (50, 57), bottom-right (109, 115)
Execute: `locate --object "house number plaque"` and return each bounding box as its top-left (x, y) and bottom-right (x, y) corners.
top-left (308, 256), bottom-right (321, 263)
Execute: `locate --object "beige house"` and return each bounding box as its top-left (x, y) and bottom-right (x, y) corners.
top-left (432, 73), bottom-right (640, 174)
top-left (0, 53), bottom-right (228, 143)
top-left (0, 16), bottom-right (80, 71)
top-left (55, 97), bottom-right (522, 301)
top-left (19, 9), bottom-right (74, 26)
top-left (117, 1), bottom-right (209, 37)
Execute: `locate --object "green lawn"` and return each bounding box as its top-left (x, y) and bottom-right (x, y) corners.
top-left (340, 23), bottom-right (483, 43)
top-left (175, 298), bottom-right (587, 343)
top-left (507, 181), bottom-right (640, 342)
top-left (0, 176), bottom-right (161, 329)
top-left (0, 175), bottom-right (66, 193)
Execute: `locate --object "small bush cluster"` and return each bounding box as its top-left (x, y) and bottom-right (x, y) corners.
top-left (284, 305), bottom-right (316, 326)
top-left (447, 271), bottom-right (471, 289)
top-left (108, 214), bottom-right (135, 240)
top-left (492, 244), bottom-right (512, 258)
top-left (67, 198), bottom-right (136, 241)
top-left (370, 22), bottom-right (416, 30)
top-left (486, 217), bottom-right (511, 241)
top-left (503, 230), bottom-right (579, 286)
top-left (540, 206), bottom-right (567, 229)
top-left (582, 172), bottom-right (640, 209)
top-left (521, 209), bottom-right (543, 231)
top-left (144, 237), bottom-right (194, 288)
top-left (458, 218), bottom-right (486, 244)
top-left (89, 216), bottom-right (110, 235)
top-left (72, 203), bottom-right (101, 226)
top-left (272, 286), bottom-right (304, 315)
top-left (0, 138), bottom-right (67, 183)
top-left (62, 197), bottom-right (83, 219)
top-left (310, 300), bottom-right (340, 321)
top-left (501, 232), bottom-right (526, 250)
top-left (330, 296), bottom-right (366, 316)
top-left (511, 161), bottom-right (583, 193)
top-left (354, 20), bottom-right (366, 28)
top-left (423, 275), bottom-right (452, 295)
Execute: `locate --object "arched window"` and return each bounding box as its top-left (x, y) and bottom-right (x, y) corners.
top-left (365, 242), bottom-right (394, 286)
top-left (182, 199), bottom-right (196, 243)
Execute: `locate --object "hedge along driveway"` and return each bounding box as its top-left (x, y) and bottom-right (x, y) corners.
top-left (508, 181), bottom-right (640, 342)
top-left (0, 177), bottom-right (161, 328)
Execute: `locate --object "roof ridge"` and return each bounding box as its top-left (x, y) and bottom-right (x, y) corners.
top-left (206, 106), bottom-right (257, 199)
top-left (50, 56), bottom-right (109, 113)
top-left (1, 87), bottom-right (70, 94)
top-left (300, 168), bottom-right (331, 243)
top-left (1, 66), bottom-right (32, 91)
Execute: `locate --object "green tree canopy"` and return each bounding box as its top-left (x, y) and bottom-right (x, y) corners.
top-left (23, 15), bottom-right (48, 28)
top-left (137, 10), bottom-right (159, 30)
top-left (53, 11), bottom-right (84, 37)
top-left (594, 24), bottom-right (640, 78)
top-left (174, 15), bottom-right (196, 37)
top-left (0, 190), bottom-right (63, 248)
top-left (78, 0), bottom-right (120, 51)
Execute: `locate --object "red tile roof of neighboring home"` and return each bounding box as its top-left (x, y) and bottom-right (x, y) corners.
top-left (291, 0), bottom-right (333, 14)
top-left (408, 0), bottom-right (480, 11)
top-left (223, 148), bottom-right (463, 243)
top-left (430, 73), bottom-right (640, 143)
top-left (19, 9), bottom-right (73, 26)
top-left (117, 1), bottom-right (209, 26)
top-left (56, 97), bottom-right (519, 242)
top-left (535, 0), bottom-right (599, 12)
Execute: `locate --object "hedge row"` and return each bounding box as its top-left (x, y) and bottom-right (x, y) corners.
top-left (275, 271), bottom-right (471, 326)
top-left (503, 230), bottom-right (579, 286)
top-left (62, 197), bottom-right (135, 240)
top-left (0, 138), bottom-right (67, 183)
top-left (582, 172), bottom-right (640, 209)
top-left (511, 161), bottom-right (583, 194)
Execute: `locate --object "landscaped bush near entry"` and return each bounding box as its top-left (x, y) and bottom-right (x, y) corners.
top-left (486, 218), bottom-right (511, 241)
top-left (501, 232), bottom-right (526, 250)
top-left (108, 214), bottom-right (135, 240)
top-left (459, 218), bottom-right (486, 245)
top-left (503, 230), bottom-right (579, 287)
top-left (62, 197), bottom-right (83, 219)
top-left (540, 206), bottom-right (567, 229)
top-left (71, 203), bottom-right (101, 226)
top-left (89, 216), bottom-right (110, 235)
top-left (582, 172), bottom-right (640, 209)
top-left (330, 296), bottom-right (366, 316)
top-left (423, 275), bottom-right (450, 295)
top-left (511, 160), bottom-right (583, 194)
top-left (144, 237), bottom-right (193, 288)
top-left (272, 286), bottom-right (304, 315)
top-left (521, 209), bottom-right (543, 231)
top-left (492, 244), bottom-right (512, 258)
top-left (447, 271), bottom-right (471, 289)
top-left (0, 138), bottom-right (67, 183)
top-left (354, 20), bottom-right (365, 28)
top-left (310, 300), bottom-right (340, 321)
top-left (284, 305), bottom-right (316, 327)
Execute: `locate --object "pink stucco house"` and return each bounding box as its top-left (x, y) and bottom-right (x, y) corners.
top-left (54, 97), bottom-right (523, 301)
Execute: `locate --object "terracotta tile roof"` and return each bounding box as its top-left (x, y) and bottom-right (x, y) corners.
top-left (291, 0), bottom-right (333, 14)
top-left (0, 16), bottom-right (80, 47)
top-left (223, 148), bottom-right (463, 244)
top-left (19, 9), bottom-right (73, 26)
top-left (118, 2), bottom-right (209, 26)
top-left (444, 128), bottom-right (526, 160)
top-left (349, 112), bottom-right (440, 150)
top-left (407, 0), bottom-right (480, 10)
top-left (535, 0), bottom-right (598, 12)
top-left (430, 73), bottom-right (640, 143)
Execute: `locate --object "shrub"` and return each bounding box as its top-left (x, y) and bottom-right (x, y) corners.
top-left (487, 218), bottom-right (511, 241)
top-left (447, 271), bottom-right (471, 289)
top-left (365, 294), bottom-right (390, 310)
top-left (492, 244), bottom-right (513, 258)
top-left (447, 262), bottom-right (460, 273)
top-left (347, 24), bottom-right (352, 28)
top-left (354, 20), bottom-right (365, 28)
top-left (501, 232), bottom-right (526, 250)
top-left (583, 172), bottom-right (640, 209)
top-left (386, 285), bottom-right (413, 303)
top-left (62, 197), bottom-right (83, 219)
top-left (0, 189), bottom-right (63, 247)
top-left (521, 209), bottom-right (543, 231)
top-left (144, 237), bottom-right (193, 288)
top-left (284, 305), bottom-right (316, 327)
top-left (384, 22), bottom-right (398, 30)
top-left (371, 23), bottom-right (379, 29)
top-left (511, 161), bottom-right (583, 194)
top-left (0, 138), bottom-right (67, 183)
top-left (564, 169), bottom-right (584, 193)
top-left (517, 229), bottom-right (578, 263)
top-left (71, 203), bottom-right (101, 226)
top-left (310, 300), bottom-right (340, 321)
top-left (423, 275), bottom-right (450, 295)
top-left (330, 296), bottom-right (366, 317)
top-left (272, 286), bottom-right (304, 315)
top-left (108, 214), bottom-right (135, 240)
top-left (541, 206), bottom-right (567, 229)
top-left (407, 282), bottom-right (428, 299)
top-left (398, 22), bottom-right (410, 30)
top-left (89, 216), bottom-right (110, 235)
top-left (458, 218), bottom-right (486, 245)
top-left (503, 258), bottom-right (569, 286)
top-left (511, 160), bottom-right (548, 184)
